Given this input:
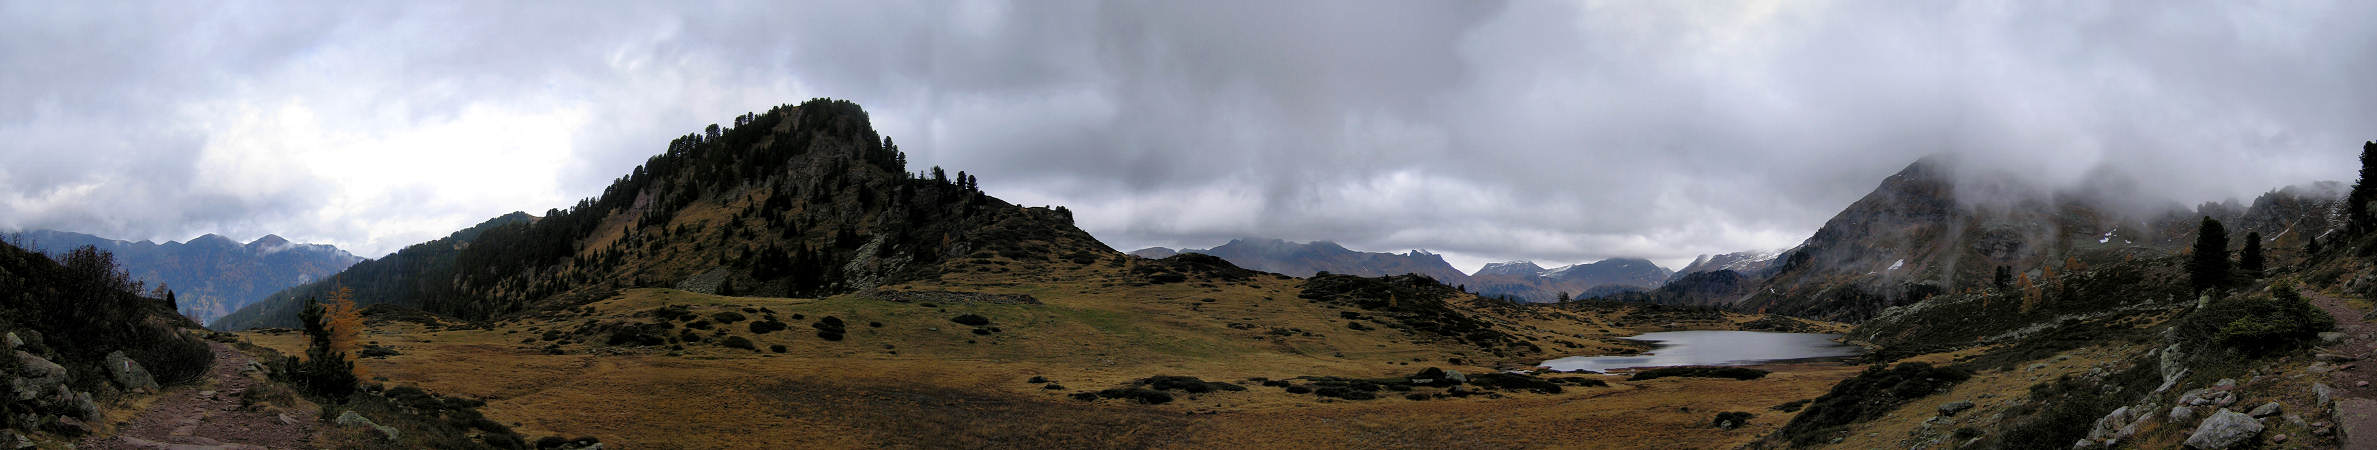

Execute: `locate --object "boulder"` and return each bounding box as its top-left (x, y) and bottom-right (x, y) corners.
top-left (2321, 331), bottom-right (2347, 343)
top-left (2248, 402), bottom-right (2281, 418)
top-left (105, 351), bottom-right (159, 393)
top-left (10, 351), bottom-right (64, 402)
top-left (2183, 409), bottom-right (2262, 449)
top-left (336, 410), bottom-right (400, 441)
top-left (2, 333), bottom-right (19, 350)
top-left (2087, 406), bottom-right (2134, 441)
top-left (2170, 406), bottom-right (2197, 423)
top-left (1938, 401), bottom-right (1975, 417)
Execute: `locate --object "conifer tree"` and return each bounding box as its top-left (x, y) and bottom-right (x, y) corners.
top-left (2190, 217), bottom-right (2231, 292)
top-left (2239, 232), bottom-right (2265, 278)
top-left (2352, 141), bottom-right (2377, 235)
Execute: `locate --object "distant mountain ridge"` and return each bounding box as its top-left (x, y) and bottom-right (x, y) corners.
top-left (8, 229), bottom-right (361, 324)
top-left (1132, 238), bottom-right (1670, 302)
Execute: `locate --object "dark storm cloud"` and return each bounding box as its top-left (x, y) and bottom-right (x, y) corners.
top-left (1, 1), bottom-right (2371, 271)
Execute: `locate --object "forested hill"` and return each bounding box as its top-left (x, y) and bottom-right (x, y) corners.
top-left (211, 212), bottom-right (533, 330)
top-left (216, 99), bottom-right (1110, 330)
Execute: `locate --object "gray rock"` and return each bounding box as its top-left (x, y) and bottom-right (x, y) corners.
top-left (2183, 409), bottom-right (2262, 449)
top-left (1443, 369), bottom-right (1468, 384)
top-left (2214, 378), bottom-right (2236, 389)
top-left (2170, 406), bottom-right (2197, 423)
top-left (71, 390), bottom-right (98, 421)
top-left (2321, 331), bottom-right (2348, 343)
top-left (10, 351), bottom-right (64, 402)
top-left (2, 333), bottom-right (19, 350)
top-left (2248, 401), bottom-right (2281, 418)
top-left (1939, 401), bottom-right (1975, 417)
top-left (2316, 383), bottom-right (2337, 406)
top-left (336, 410), bottom-right (400, 441)
top-left (0, 430), bottom-right (28, 449)
top-left (2088, 406), bottom-right (2134, 441)
top-left (2317, 353), bottom-right (2357, 363)
top-left (104, 351), bottom-right (159, 393)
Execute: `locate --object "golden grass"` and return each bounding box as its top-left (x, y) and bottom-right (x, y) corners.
top-left (244, 282), bottom-right (1866, 449)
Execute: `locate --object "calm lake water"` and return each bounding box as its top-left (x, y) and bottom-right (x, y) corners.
top-left (1538, 330), bottom-right (1862, 373)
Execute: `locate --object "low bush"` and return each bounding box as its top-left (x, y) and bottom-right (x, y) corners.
top-left (813, 316), bottom-right (846, 341)
top-left (1086, 388), bottom-right (1173, 404)
top-left (2178, 287), bottom-right (2333, 356)
top-left (748, 319), bottom-right (788, 334)
top-left (1627, 367), bottom-right (1769, 381)
top-left (1712, 411), bottom-right (1754, 429)
top-left (950, 314), bottom-right (991, 326)
top-left (710, 311), bottom-right (747, 323)
top-left (1468, 373), bottom-right (1562, 393)
top-left (1137, 376), bottom-right (1244, 393)
top-left (1770, 363), bottom-right (1970, 446)
top-left (720, 336), bottom-right (756, 351)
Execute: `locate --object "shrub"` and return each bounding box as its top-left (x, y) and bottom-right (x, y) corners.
top-left (1770, 363), bottom-right (1970, 446)
top-left (1091, 388), bottom-right (1173, 404)
top-left (2179, 288), bottom-right (2334, 356)
top-left (720, 336), bottom-right (756, 351)
top-left (1712, 411), bottom-right (1754, 429)
top-left (813, 317), bottom-right (847, 341)
top-left (769, 345), bottom-right (787, 353)
top-left (950, 314), bottom-right (991, 326)
top-left (748, 320), bottom-right (788, 334)
top-left (1468, 373), bottom-right (1562, 393)
top-left (1627, 367), bottom-right (1769, 381)
top-left (1137, 376), bottom-right (1244, 393)
top-left (710, 311), bottom-right (747, 323)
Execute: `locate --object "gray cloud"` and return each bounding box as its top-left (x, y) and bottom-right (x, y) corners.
top-left (0, 1), bottom-right (2370, 272)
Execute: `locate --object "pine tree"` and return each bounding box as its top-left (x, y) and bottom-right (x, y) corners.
top-left (2190, 216), bottom-right (2232, 292)
top-left (1556, 291), bottom-right (1571, 302)
top-left (2309, 236), bottom-right (2324, 256)
top-left (2239, 232), bottom-right (2265, 278)
top-left (2352, 141), bottom-right (2377, 235)
top-left (1992, 266), bottom-right (2012, 290)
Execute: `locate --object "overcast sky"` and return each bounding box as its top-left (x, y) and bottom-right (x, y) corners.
top-left (2, 1), bottom-right (2372, 272)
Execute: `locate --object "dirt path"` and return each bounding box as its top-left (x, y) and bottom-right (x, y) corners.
top-left (2301, 289), bottom-right (2377, 449)
top-left (80, 342), bottom-right (315, 450)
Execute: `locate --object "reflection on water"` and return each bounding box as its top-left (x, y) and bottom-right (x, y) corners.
top-left (1539, 330), bottom-right (1861, 373)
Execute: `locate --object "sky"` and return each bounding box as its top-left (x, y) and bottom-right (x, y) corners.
top-left (2, 1), bottom-right (2372, 272)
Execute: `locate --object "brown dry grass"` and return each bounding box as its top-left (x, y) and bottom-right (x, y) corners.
top-left (244, 281), bottom-right (1865, 449)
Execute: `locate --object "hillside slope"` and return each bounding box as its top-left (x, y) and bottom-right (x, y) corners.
top-left (219, 99), bottom-right (1109, 330)
top-left (10, 230), bottom-right (359, 323)
top-left (1739, 156), bottom-right (2341, 321)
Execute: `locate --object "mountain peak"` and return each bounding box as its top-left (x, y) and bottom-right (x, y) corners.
top-left (1475, 260), bottom-right (1547, 277)
top-left (247, 234), bottom-right (291, 248)
top-left (189, 233), bottom-right (237, 247)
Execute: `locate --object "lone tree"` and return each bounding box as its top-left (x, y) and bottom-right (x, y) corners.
top-left (2351, 141), bottom-right (2377, 236)
top-left (2240, 232), bottom-right (2265, 278)
top-left (1993, 266), bottom-right (2013, 290)
top-left (2190, 217), bottom-right (2232, 292)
